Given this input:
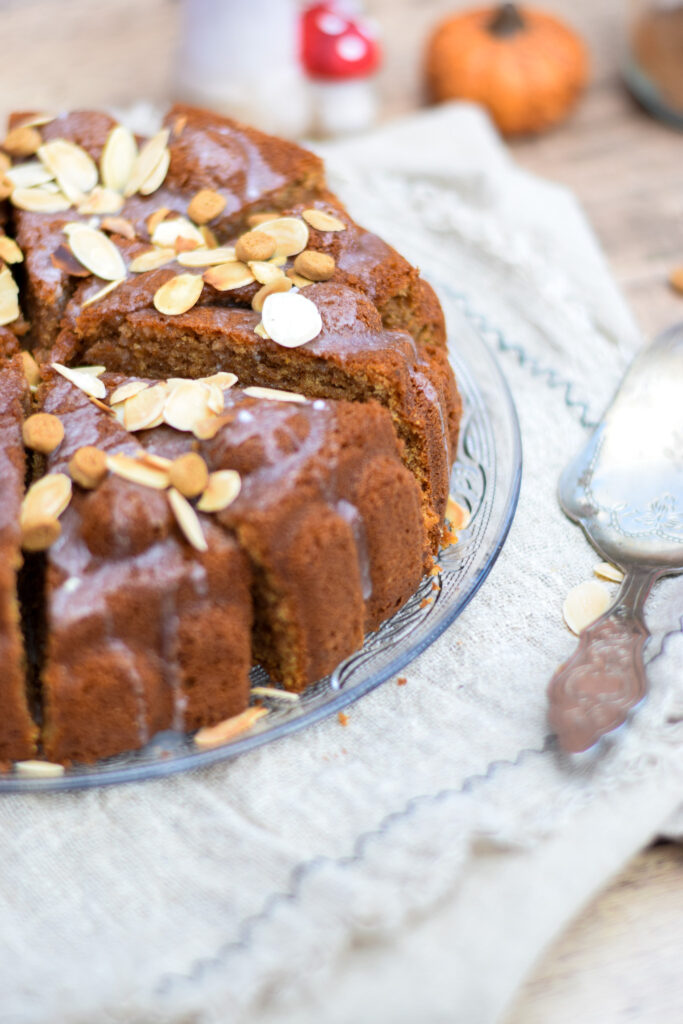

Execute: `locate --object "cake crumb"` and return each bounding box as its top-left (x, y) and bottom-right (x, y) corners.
top-left (338, 711), bottom-right (348, 727)
top-left (397, 676), bottom-right (408, 687)
top-left (420, 597), bottom-right (433, 609)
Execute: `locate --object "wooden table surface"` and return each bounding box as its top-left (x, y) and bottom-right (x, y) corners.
top-left (2, 0), bottom-right (683, 1019)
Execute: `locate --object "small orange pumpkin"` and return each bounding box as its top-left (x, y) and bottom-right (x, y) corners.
top-left (425, 4), bottom-right (589, 136)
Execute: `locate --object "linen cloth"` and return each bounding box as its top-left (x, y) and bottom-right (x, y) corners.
top-left (3, 103), bottom-right (683, 1024)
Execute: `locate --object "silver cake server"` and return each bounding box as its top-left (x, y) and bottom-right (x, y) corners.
top-left (548, 323), bottom-right (683, 752)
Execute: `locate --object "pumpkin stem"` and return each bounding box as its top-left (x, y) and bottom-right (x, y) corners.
top-left (488, 3), bottom-right (526, 37)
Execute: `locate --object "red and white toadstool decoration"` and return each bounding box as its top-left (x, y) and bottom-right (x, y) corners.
top-left (301, 2), bottom-right (382, 136)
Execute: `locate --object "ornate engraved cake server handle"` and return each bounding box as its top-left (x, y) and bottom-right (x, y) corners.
top-left (548, 570), bottom-right (656, 753)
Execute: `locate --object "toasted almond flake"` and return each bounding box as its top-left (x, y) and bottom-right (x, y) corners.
top-left (11, 187), bottom-right (71, 213)
top-left (256, 216), bottom-right (309, 257)
top-left (594, 562), bottom-right (625, 584)
top-left (71, 364), bottom-right (106, 377)
top-left (194, 706), bottom-right (268, 748)
top-left (446, 496), bottom-right (470, 530)
top-left (21, 517), bottom-right (61, 552)
top-left (199, 371), bottom-right (238, 390)
top-left (52, 243), bottom-right (91, 277)
top-left (69, 445), bottom-right (108, 489)
top-left (294, 249), bottom-right (335, 282)
top-left (197, 469), bottom-right (242, 512)
top-left (101, 216), bottom-right (136, 240)
top-left (76, 186), bottom-right (124, 215)
top-left (302, 208), bottom-right (347, 232)
top-left (0, 152), bottom-right (10, 176)
top-left (107, 453), bottom-right (170, 490)
top-left (88, 395), bottom-right (114, 414)
top-left (164, 380), bottom-right (212, 432)
top-left (251, 276), bottom-right (292, 313)
top-left (0, 236), bottom-right (23, 264)
top-left (203, 261), bottom-right (254, 292)
top-left (81, 278), bottom-right (124, 308)
top-left (22, 413), bottom-right (64, 454)
top-left (100, 124), bottom-right (137, 192)
top-left (286, 270), bottom-right (314, 289)
top-left (188, 188), bottom-right (227, 224)
top-left (15, 113), bottom-right (55, 130)
top-left (167, 487), bottom-right (207, 551)
top-left (14, 759), bottom-right (65, 778)
top-left (250, 686), bottom-right (299, 702)
top-left (243, 386), bottom-right (307, 404)
top-left (21, 472), bottom-right (72, 525)
top-left (124, 129), bottom-right (170, 198)
top-left (123, 382), bottom-right (169, 431)
top-left (129, 247), bottom-right (176, 273)
top-left (0, 267), bottom-right (19, 326)
top-left (261, 291), bottom-right (322, 348)
top-left (0, 178), bottom-right (12, 201)
top-left (247, 211), bottom-right (280, 227)
top-left (249, 260), bottom-right (285, 285)
top-left (169, 453), bottom-right (210, 498)
top-left (192, 416), bottom-right (223, 440)
top-left (563, 580), bottom-right (611, 636)
top-left (174, 236), bottom-right (200, 254)
top-left (109, 380), bottom-right (149, 405)
top-left (200, 225), bottom-right (219, 249)
top-left (3, 125), bottom-right (42, 157)
top-left (153, 273), bottom-right (204, 316)
top-left (254, 322), bottom-right (270, 340)
top-left (177, 246), bottom-right (237, 268)
top-left (137, 452), bottom-right (173, 471)
top-left (5, 160), bottom-right (54, 189)
top-left (51, 362), bottom-right (107, 399)
top-left (21, 351), bottom-right (41, 388)
top-left (146, 207), bottom-right (171, 236)
top-left (68, 225), bottom-right (126, 281)
top-left (152, 215), bottom-right (205, 250)
top-left (38, 139), bottom-right (98, 202)
top-left (139, 146), bottom-right (170, 196)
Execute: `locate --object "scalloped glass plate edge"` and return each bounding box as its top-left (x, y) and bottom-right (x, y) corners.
top-left (1, 283), bottom-right (521, 792)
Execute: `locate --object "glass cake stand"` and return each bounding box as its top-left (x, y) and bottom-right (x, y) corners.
top-left (0, 279), bottom-right (522, 792)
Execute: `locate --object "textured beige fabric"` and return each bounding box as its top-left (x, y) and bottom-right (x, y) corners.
top-left (3, 104), bottom-right (683, 1024)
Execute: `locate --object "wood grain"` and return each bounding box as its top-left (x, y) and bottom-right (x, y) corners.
top-left (1, 1), bottom-right (682, 1019)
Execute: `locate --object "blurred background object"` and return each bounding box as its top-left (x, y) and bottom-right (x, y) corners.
top-left (424, 4), bottom-right (589, 136)
top-left (625, 0), bottom-right (683, 129)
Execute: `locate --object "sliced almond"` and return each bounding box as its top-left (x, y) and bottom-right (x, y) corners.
top-left (261, 291), bottom-right (322, 348)
top-left (21, 472), bottom-right (72, 525)
top-left (129, 247), bottom-right (176, 273)
top-left (192, 416), bottom-right (224, 441)
top-left (0, 267), bottom-right (19, 326)
top-left (177, 246), bottom-right (236, 268)
top-left (164, 380), bottom-right (212, 432)
top-left (197, 468), bottom-right (242, 512)
top-left (3, 125), bottom-right (42, 157)
top-left (51, 362), bottom-right (107, 399)
top-left (294, 250), bottom-right (335, 282)
top-left (101, 216), bottom-right (136, 240)
top-left (151, 215), bottom-right (205, 250)
top-left (20, 351), bottom-right (41, 388)
top-left (251, 276), bottom-right (292, 313)
top-left (21, 517), bottom-right (61, 552)
top-left (124, 128), bottom-right (170, 198)
top-left (169, 452), bottom-right (209, 498)
top-left (203, 261), bottom-right (254, 292)
top-left (302, 209), bottom-right (347, 233)
top-left (100, 124), bottom-right (137, 193)
top-left (76, 187), bottom-right (124, 216)
top-left (199, 371), bottom-right (238, 390)
top-left (68, 225), bottom-right (126, 281)
top-left (168, 487), bottom-right (207, 552)
top-left (0, 152), bottom-right (11, 176)
top-left (52, 244), bottom-right (91, 277)
top-left (139, 147), bottom-right (170, 196)
top-left (137, 452), bottom-right (173, 471)
top-left (22, 413), bottom-right (64, 454)
top-left (286, 270), bottom-right (314, 289)
top-left (243, 386), bottom-right (306, 404)
top-left (123, 382), bottom-right (169, 432)
top-left (107, 453), bottom-right (170, 490)
top-left (446, 496), bottom-right (470, 531)
top-left (0, 236), bottom-right (23, 264)
top-left (249, 260), bottom-right (285, 286)
top-left (69, 446), bottom-right (108, 489)
top-left (71, 365), bottom-right (106, 377)
top-left (254, 322), bottom-right (270, 340)
top-left (38, 139), bottom-right (98, 202)
top-left (188, 189), bottom-right (226, 225)
top-left (11, 187), bottom-right (71, 213)
top-left (247, 211), bottom-right (280, 227)
top-left (14, 759), bottom-right (65, 778)
top-left (250, 686), bottom-right (299, 702)
top-left (204, 382), bottom-right (225, 415)
top-left (5, 160), bottom-right (54, 190)
top-left (594, 562), bottom-right (625, 584)
top-left (146, 207), bottom-right (171, 236)
top-left (109, 380), bottom-right (149, 405)
top-left (194, 706), bottom-right (268, 748)
top-left (153, 273), bottom-right (204, 316)
top-left (0, 177), bottom-right (13, 201)
top-left (563, 580), bottom-right (611, 636)
top-left (81, 278), bottom-right (124, 308)
top-left (256, 216), bottom-right (309, 258)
